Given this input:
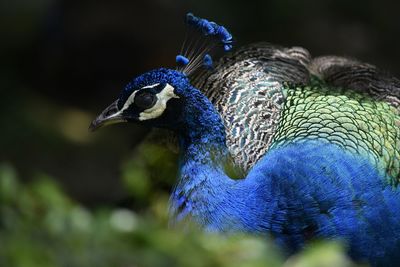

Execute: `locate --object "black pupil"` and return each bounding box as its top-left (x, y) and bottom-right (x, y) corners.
top-left (134, 92), bottom-right (156, 109)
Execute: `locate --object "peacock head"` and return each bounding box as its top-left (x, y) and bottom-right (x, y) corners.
top-left (89, 13), bottom-right (233, 132)
top-left (89, 68), bottom-right (191, 131)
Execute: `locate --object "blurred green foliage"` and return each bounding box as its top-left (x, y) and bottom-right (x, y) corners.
top-left (121, 142), bottom-right (178, 209)
top-left (0, 162), bottom-right (362, 267)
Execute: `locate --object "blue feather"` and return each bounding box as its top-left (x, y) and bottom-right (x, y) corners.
top-left (176, 55), bottom-right (190, 66)
top-left (203, 54), bottom-right (213, 69)
top-left (159, 73), bottom-right (400, 265)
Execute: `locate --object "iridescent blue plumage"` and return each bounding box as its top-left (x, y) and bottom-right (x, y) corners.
top-left (90, 13), bottom-right (400, 267)
top-left (176, 55), bottom-right (190, 66)
top-left (175, 13), bottom-right (234, 75)
top-left (185, 12), bottom-right (233, 51)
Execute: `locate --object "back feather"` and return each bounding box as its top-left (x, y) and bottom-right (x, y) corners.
top-left (194, 43), bottom-right (400, 184)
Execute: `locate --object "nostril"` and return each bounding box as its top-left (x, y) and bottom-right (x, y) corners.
top-left (102, 103), bottom-right (119, 117)
top-left (104, 108), bottom-right (116, 117)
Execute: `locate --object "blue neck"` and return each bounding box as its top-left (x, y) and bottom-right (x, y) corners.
top-left (176, 86), bottom-right (227, 151)
top-left (170, 86), bottom-right (236, 228)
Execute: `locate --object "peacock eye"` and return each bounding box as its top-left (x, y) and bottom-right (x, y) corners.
top-left (134, 91), bottom-right (157, 109)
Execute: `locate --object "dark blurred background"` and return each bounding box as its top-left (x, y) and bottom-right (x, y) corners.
top-left (1, 0), bottom-right (399, 207)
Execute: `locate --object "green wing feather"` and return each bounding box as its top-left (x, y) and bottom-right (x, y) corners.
top-left (273, 76), bottom-right (400, 184)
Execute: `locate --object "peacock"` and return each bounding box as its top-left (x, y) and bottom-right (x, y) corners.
top-left (90, 13), bottom-right (400, 266)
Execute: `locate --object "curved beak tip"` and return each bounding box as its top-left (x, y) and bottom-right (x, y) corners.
top-left (88, 121), bottom-right (100, 132)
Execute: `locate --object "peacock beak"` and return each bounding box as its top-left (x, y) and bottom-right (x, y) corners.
top-left (89, 100), bottom-right (126, 131)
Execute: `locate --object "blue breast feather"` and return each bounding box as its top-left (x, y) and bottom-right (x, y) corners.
top-left (172, 140), bottom-right (400, 265)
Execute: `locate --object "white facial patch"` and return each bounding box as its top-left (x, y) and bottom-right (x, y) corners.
top-left (118, 83), bottom-right (160, 113)
top-left (139, 83), bottom-right (179, 121)
top-left (107, 83), bottom-right (162, 119)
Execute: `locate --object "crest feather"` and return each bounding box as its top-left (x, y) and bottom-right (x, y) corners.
top-left (176, 13), bottom-right (234, 76)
